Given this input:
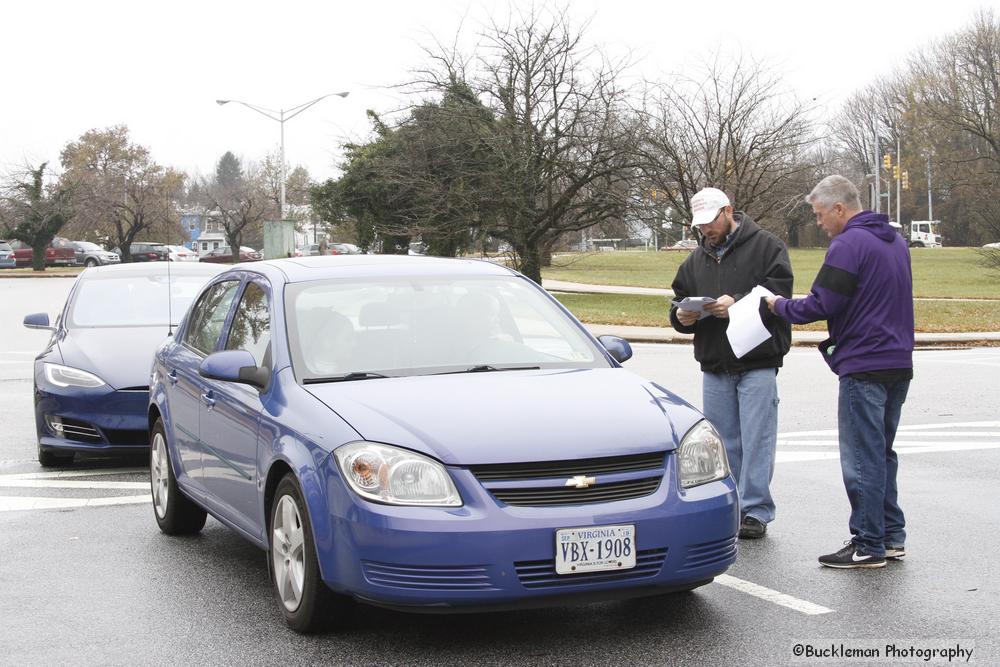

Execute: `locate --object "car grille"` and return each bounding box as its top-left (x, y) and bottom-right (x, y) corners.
top-left (58, 418), bottom-right (102, 443)
top-left (470, 452), bottom-right (666, 507)
top-left (470, 452), bottom-right (665, 481)
top-left (489, 477), bottom-right (662, 507)
top-left (515, 548), bottom-right (667, 589)
top-left (361, 561), bottom-right (497, 591)
top-left (677, 536), bottom-right (738, 573)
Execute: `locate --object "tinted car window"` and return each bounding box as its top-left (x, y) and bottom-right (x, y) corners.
top-left (185, 281), bottom-right (241, 355)
top-left (225, 282), bottom-right (271, 368)
top-left (0, 242), bottom-right (11, 252)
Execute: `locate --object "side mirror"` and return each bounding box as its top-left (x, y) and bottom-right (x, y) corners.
top-left (23, 313), bottom-right (54, 331)
top-left (598, 335), bottom-right (633, 364)
top-left (199, 350), bottom-right (269, 390)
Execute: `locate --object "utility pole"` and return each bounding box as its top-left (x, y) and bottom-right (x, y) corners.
top-left (874, 123), bottom-right (881, 214)
top-left (927, 153), bottom-right (934, 221)
top-left (896, 137), bottom-right (902, 226)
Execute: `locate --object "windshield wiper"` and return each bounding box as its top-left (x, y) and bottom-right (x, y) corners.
top-left (303, 372), bottom-right (391, 384)
top-left (438, 365), bottom-right (541, 375)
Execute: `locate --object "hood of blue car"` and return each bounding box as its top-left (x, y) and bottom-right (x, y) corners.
top-left (57, 326), bottom-right (170, 390)
top-left (303, 368), bottom-right (701, 465)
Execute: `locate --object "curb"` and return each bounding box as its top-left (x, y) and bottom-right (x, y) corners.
top-left (583, 324), bottom-right (1000, 348)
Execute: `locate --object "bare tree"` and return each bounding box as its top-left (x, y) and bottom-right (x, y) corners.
top-left (60, 126), bottom-right (184, 261)
top-left (203, 156), bottom-right (273, 262)
top-left (637, 56), bottom-right (816, 230)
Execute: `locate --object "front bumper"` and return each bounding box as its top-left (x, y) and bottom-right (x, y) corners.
top-left (35, 381), bottom-right (150, 453)
top-left (317, 454), bottom-right (739, 610)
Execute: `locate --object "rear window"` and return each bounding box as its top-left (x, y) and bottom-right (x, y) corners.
top-left (0, 242), bottom-right (11, 252)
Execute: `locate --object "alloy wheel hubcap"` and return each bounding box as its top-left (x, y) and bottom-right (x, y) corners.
top-left (150, 433), bottom-right (169, 518)
top-left (271, 495), bottom-right (306, 612)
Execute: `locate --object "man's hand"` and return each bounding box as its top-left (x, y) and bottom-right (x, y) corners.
top-left (706, 295), bottom-right (735, 318)
top-left (764, 295), bottom-right (783, 313)
top-left (676, 308), bottom-right (700, 326)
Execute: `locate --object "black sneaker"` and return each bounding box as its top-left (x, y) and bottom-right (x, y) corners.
top-left (738, 516), bottom-right (767, 539)
top-left (884, 545), bottom-right (905, 560)
top-left (818, 542), bottom-right (886, 569)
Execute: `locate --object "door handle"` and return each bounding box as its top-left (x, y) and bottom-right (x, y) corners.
top-left (167, 369), bottom-right (178, 385)
top-left (200, 391), bottom-right (216, 409)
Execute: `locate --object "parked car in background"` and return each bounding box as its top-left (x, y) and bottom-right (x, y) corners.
top-left (0, 241), bottom-right (16, 269)
top-left (297, 244), bottom-right (320, 256)
top-left (126, 242), bottom-right (170, 262)
top-left (23, 262), bottom-right (227, 466)
top-left (71, 241), bottom-right (120, 267)
top-left (149, 255), bottom-right (738, 632)
top-left (983, 242), bottom-right (1000, 249)
top-left (331, 242), bottom-right (361, 255)
top-left (408, 241), bottom-right (428, 255)
top-left (199, 246), bottom-right (262, 263)
top-left (8, 238), bottom-right (78, 268)
top-left (663, 239), bottom-right (698, 251)
top-left (166, 245), bottom-right (199, 262)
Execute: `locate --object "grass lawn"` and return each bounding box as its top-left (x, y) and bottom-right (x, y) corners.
top-left (542, 248), bottom-right (1000, 299)
top-left (553, 292), bottom-right (1000, 333)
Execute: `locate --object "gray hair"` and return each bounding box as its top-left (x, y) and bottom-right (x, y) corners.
top-left (806, 175), bottom-right (862, 210)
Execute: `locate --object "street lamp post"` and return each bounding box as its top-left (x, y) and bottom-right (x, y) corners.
top-left (216, 92), bottom-right (349, 220)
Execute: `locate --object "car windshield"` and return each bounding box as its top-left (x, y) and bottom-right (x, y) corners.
top-left (0, 242), bottom-right (11, 251)
top-left (76, 242), bottom-right (102, 251)
top-left (69, 273), bottom-right (213, 328)
top-left (286, 275), bottom-right (607, 382)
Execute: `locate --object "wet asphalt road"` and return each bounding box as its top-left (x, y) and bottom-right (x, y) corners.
top-left (1, 277), bottom-right (997, 665)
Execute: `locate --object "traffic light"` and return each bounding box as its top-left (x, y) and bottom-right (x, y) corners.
top-left (893, 165), bottom-right (900, 180)
top-left (902, 171), bottom-right (909, 190)
top-left (883, 154), bottom-right (892, 170)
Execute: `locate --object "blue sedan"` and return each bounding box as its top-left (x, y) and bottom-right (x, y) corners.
top-left (148, 256), bottom-right (738, 632)
top-left (25, 262), bottom-right (225, 466)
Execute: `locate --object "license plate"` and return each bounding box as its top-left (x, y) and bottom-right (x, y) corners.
top-left (555, 524), bottom-right (636, 575)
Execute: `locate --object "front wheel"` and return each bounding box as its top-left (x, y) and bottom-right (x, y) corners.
top-left (268, 474), bottom-right (350, 633)
top-left (84, 258), bottom-right (98, 267)
top-left (150, 418), bottom-right (207, 535)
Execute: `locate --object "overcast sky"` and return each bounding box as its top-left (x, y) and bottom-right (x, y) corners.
top-left (1, 0), bottom-right (992, 184)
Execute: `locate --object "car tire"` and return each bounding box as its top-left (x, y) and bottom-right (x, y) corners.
top-left (150, 418), bottom-right (207, 535)
top-left (84, 258), bottom-right (98, 267)
top-left (38, 445), bottom-right (74, 467)
top-left (268, 474), bottom-right (350, 633)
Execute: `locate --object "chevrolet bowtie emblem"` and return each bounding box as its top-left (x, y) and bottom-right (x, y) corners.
top-left (565, 475), bottom-right (597, 489)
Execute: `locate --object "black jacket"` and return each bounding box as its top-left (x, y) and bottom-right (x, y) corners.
top-left (669, 212), bottom-right (793, 373)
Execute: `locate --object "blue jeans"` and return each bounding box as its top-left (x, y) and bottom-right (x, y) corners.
top-left (702, 368), bottom-right (778, 523)
top-left (838, 376), bottom-right (910, 557)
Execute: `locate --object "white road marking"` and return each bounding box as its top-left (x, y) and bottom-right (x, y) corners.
top-left (0, 494), bottom-right (148, 512)
top-left (714, 574), bottom-right (834, 615)
top-left (1, 468), bottom-right (146, 480)
top-left (0, 479), bottom-right (147, 490)
top-left (777, 422), bottom-right (1000, 461)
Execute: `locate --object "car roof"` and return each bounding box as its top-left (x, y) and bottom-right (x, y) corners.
top-left (81, 262), bottom-right (227, 279)
top-left (223, 254), bottom-right (518, 284)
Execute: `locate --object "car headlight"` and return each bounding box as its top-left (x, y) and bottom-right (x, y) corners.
top-left (678, 420), bottom-right (730, 488)
top-left (43, 363), bottom-right (106, 388)
top-left (334, 442), bottom-right (462, 507)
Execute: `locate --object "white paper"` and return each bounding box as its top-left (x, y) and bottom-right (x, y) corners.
top-left (726, 285), bottom-right (776, 358)
top-left (672, 296), bottom-right (717, 320)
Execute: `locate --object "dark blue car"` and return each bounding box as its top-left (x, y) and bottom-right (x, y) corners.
top-left (25, 262), bottom-right (225, 466)
top-left (148, 255), bottom-right (738, 632)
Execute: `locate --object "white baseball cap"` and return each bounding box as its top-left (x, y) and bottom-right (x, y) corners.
top-left (690, 188), bottom-right (731, 226)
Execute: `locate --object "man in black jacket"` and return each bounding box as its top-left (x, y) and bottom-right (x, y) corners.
top-left (670, 187), bottom-right (793, 539)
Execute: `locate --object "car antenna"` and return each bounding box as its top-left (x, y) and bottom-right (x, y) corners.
top-left (166, 233), bottom-right (173, 337)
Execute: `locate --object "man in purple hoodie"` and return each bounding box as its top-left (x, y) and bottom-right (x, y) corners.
top-left (765, 175), bottom-right (914, 570)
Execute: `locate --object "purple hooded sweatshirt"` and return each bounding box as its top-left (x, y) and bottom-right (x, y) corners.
top-left (774, 211), bottom-right (914, 376)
